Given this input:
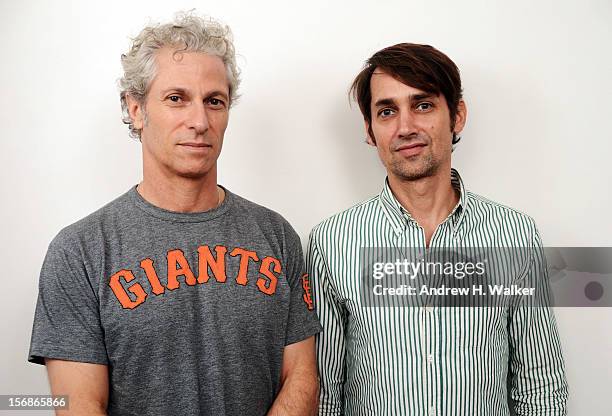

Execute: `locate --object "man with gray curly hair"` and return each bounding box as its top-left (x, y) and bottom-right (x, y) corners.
top-left (29, 12), bottom-right (321, 416)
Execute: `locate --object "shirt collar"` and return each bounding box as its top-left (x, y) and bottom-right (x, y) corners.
top-left (378, 168), bottom-right (469, 237)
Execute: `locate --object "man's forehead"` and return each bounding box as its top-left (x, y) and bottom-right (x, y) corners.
top-left (370, 70), bottom-right (438, 101)
top-left (149, 48), bottom-right (229, 93)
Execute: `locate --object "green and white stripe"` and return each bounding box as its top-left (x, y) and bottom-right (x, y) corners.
top-left (307, 169), bottom-right (568, 416)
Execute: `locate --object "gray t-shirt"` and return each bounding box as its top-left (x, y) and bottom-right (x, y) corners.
top-left (29, 186), bottom-right (322, 416)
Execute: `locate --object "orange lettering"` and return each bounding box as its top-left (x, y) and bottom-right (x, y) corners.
top-left (167, 249), bottom-right (196, 290)
top-left (140, 258), bottom-right (165, 295)
top-left (230, 247), bottom-right (259, 286)
top-left (301, 273), bottom-right (314, 310)
top-left (257, 256), bottom-right (281, 295)
top-left (197, 245), bottom-right (228, 283)
top-left (109, 269), bottom-right (147, 309)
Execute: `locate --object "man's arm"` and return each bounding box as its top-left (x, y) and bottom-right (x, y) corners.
top-left (267, 336), bottom-right (318, 416)
top-left (508, 224), bottom-right (569, 415)
top-left (307, 232), bottom-right (346, 416)
top-left (46, 359), bottom-right (108, 416)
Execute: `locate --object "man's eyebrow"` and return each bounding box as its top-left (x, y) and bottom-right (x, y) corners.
top-left (206, 90), bottom-right (230, 100)
top-left (373, 93), bottom-right (438, 108)
top-left (158, 88), bottom-right (229, 100)
top-left (373, 98), bottom-right (396, 107)
top-left (410, 93), bottom-right (437, 102)
top-left (160, 87), bottom-right (188, 96)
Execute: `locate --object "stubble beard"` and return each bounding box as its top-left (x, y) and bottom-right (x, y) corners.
top-left (388, 152), bottom-right (440, 181)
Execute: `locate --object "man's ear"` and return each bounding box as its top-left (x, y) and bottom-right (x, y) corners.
top-left (453, 99), bottom-right (467, 135)
top-left (365, 120), bottom-right (376, 146)
top-left (126, 94), bottom-right (145, 131)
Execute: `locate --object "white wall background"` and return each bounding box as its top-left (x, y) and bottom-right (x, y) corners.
top-left (1, 0), bottom-right (610, 414)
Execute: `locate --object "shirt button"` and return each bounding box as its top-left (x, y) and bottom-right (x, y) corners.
top-left (427, 354), bottom-right (434, 364)
top-left (425, 305), bottom-right (434, 313)
top-left (428, 406), bottom-right (436, 416)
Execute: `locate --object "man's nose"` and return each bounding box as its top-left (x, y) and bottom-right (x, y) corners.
top-left (185, 101), bottom-right (210, 134)
top-left (397, 108), bottom-right (417, 138)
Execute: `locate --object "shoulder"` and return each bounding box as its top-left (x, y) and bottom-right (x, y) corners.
top-left (309, 195), bottom-right (380, 242)
top-left (464, 190), bottom-right (540, 243)
top-left (50, 190), bottom-right (132, 255)
top-left (230, 191), bottom-right (295, 230)
top-left (228, 190), bottom-right (301, 247)
top-left (467, 191), bottom-right (537, 224)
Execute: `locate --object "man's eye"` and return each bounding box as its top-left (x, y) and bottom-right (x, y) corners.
top-left (416, 102), bottom-right (432, 111)
top-left (379, 108), bottom-right (394, 117)
top-left (168, 95), bottom-right (182, 103)
top-left (208, 98), bottom-right (225, 107)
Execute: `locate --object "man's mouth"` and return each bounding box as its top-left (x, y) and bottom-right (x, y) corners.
top-left (396, 142), bottom-right (426, 157)
top-left (178, 142), bottom-right (213, 150)
top-left (179, 142), bottom-right (211, 147)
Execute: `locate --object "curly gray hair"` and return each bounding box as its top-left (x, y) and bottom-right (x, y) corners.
top-left (119, 12), bottom-right (240, 140)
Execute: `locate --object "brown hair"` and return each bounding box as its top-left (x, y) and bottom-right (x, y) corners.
top-left (350, 43), bottom-right (463, 144)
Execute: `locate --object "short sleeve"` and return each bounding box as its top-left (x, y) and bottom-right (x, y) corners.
top-left (28, 237), bottom-right (108, 365)
top-left (282, 227), bottom-right (323, 346)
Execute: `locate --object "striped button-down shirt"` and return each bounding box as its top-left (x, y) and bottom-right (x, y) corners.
top-left (307, 169), bottom-right (568, 416)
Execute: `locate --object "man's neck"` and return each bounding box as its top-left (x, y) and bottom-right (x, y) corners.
top-left (388, 169), bottom-right (459, 245)
top-left (137, 170), bottom-right (223, 213)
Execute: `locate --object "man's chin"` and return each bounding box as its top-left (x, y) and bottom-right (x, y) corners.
top-left (391, 164), bottom-right (438, 181)
top-left (172, 166), bottom-right (214, 180)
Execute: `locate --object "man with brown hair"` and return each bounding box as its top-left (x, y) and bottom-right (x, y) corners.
top-left (307, 43), bottom-right (568, 415)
